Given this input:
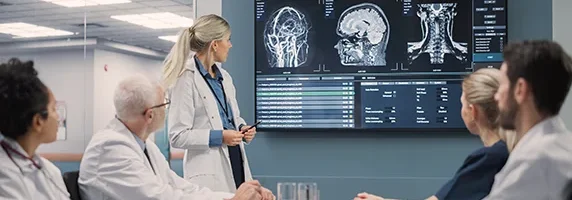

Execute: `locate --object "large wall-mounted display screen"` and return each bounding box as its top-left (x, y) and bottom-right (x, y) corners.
top-left (254, 0), bottom-right (508, 130)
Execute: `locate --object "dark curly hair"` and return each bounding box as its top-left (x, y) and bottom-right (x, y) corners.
top-left (0, 58), bottom-right (50, 140)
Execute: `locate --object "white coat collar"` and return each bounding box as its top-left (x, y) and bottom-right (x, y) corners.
top-left (107, 117), bottom-right (130, 132)
top-left (110, 117), bottom-right (147, 152)
top-left (1, 135), bottom-right (43, 171)
top-left (107, 117), bottom-right (151, 145)
top-left (106, 117), bottom-right (157, 173)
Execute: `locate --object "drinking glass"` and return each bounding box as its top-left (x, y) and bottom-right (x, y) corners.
top-left (297, 182), bottom-right (318, 200)
top-left (277, 182), bottom-right (297, 200)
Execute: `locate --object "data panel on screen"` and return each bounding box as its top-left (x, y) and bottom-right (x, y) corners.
top-left (255, 0), bottom-right (507, 130)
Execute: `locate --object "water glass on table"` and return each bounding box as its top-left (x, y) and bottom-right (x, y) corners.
top-left (277, 182), bottom-right (297, 200)
top-left (297, 182), bottom-right (318, 200)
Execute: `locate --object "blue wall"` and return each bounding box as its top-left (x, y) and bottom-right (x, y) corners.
top-left (54, 161), bottom-right (81, 174)
top-left (221, 0), bottom-right (554, 199)
top-left (53, 0), bottom-right (554, 199)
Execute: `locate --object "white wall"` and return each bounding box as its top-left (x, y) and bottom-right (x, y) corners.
top-left (0, 49), bottom-right (95, 153)
top-left (553, 0), bottom-right (572, 126)
top-left (1, 45), bottom-right (165, 153)
top-left (92, 49), bottom-right (163, 135)
top-left (195, 0), bottom-right (222, 17)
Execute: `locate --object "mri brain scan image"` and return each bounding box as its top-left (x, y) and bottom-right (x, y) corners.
top-left (334, 3), bottom-right (389, 66)
top-left (264, 6), bottom-right (311, 68)
top-left (407, 3), bottom-right (468, 65)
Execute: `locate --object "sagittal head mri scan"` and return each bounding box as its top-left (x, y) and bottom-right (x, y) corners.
top-left (407, 3), bottom-right (468, 65)
top-left (264, 6), bottom-right (311, 68)
top-left (334, 3), bottom-right (389, 67)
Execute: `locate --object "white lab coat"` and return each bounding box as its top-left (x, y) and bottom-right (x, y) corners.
top-left (78, 118), bottom-right (234, 200)
top-left (0, 137), bottom-right (70, 200)
top-left (484, 116), bottom-right (572, 200)
top-left (168, 54), bottom-right (253, 193)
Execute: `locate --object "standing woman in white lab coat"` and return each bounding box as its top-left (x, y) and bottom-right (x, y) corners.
top-left (163, 14), bottom-right (259, 193)
top-left (0, 58), bottom-right (70, 200)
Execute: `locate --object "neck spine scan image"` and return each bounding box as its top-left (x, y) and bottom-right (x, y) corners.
top-left (407, 3), bottom-right (468, 65)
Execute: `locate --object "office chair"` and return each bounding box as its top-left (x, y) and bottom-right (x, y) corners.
top-left (564, 180), bottom-right (572, 200)
top-left (63, 171), bottom-right (82, 200)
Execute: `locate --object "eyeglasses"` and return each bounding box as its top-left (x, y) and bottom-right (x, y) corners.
top-left (142, 98), bottom-right (170, 115)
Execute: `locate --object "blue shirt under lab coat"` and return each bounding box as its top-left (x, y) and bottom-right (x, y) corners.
top-left (435, 140), bottom-right (509, 200)
top-left (194, 56), bottom-right (246, 188)
top-left (194, 57), bottom-right (244, 147)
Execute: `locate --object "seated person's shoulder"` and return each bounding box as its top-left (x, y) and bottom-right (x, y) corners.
top-left (548, 131), bottom-right (572, 148)
top-left (39, 156), bottom-right (69, 190)
top-left (40, 157), bottom-right (63, 174)
top-left (80, 129), bottom-right (144, 177)
top-left (0, 150), bottom-right (61, 175)
top-left (82, 129), bottom-right (140, 165)
top-left (484, 141), bottom-right (509, 155)
top-left (87, 129), bottom-right (134, 149)
top-left (468, 141), bottom-right (509, 164)
top-left (540, 132), bottom-right (572, 164)
top-left (0, 152), bottom-right (22, 174)
top-left (510, 132), bottom-right (572, 166)
top-left (487, 141), bottom-right (509, 163)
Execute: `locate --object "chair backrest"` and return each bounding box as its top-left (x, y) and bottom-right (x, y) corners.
top-left (564, 180), bottom-right (572, 200)
top-left (63, 171), bottom-right (81, 200)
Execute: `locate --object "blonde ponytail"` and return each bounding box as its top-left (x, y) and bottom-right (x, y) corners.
top-left (463, 68), bottom-right (521, 152)
top-left (162, 28), bottom-right (192, 88)
top-left (162, 14), bottom-right (231, 88)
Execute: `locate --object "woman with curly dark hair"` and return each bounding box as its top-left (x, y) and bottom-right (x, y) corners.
top-left (0, 58), bottom-right (70, 200)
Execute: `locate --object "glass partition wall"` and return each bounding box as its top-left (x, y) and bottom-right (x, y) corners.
top-left (0, 0), bottom-right (194, 169)
top-left (0, 0), bottom-right (91, 167)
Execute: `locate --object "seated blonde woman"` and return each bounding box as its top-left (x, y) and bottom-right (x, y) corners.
top-left (355, 68), bottom-right (518, 200)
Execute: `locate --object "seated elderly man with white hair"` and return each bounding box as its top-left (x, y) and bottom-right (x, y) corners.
top-left (78, 74), bottom-right (268, 200)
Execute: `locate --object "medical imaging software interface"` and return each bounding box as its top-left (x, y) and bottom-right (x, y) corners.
top-left (255, 0), bottom-right (507, 130)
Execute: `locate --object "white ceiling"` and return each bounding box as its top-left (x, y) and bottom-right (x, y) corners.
top-left (0, 0), bottom-right (193, 53)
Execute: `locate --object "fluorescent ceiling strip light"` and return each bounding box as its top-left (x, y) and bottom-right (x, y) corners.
top-left (0, 22), bottom-right (74, 38)
top-left (158, 35), bottom-right (178, 42)
top-left (111, 12), bottom-right (193, 29)
top-left (41, 0), bottom-right (131, 7)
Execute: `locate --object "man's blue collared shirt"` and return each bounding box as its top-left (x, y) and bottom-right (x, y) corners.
top-left (195, 57), bottom-right (243, 147)
top-left (132, 133), bottom-right (146, 151)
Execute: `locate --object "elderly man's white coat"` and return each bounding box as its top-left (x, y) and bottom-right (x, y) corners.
top-left (78, 75), bottom-right (234, 200)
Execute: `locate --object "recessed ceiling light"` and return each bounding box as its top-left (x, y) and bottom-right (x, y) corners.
top-left (0, 22), bottom-right (74, 38)
top-left (41, 0), bottom-right (131, 7)
top-left (111, 12), bottom-right (193, 29)
top-left (158, 35), bottom-right (178, 43)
